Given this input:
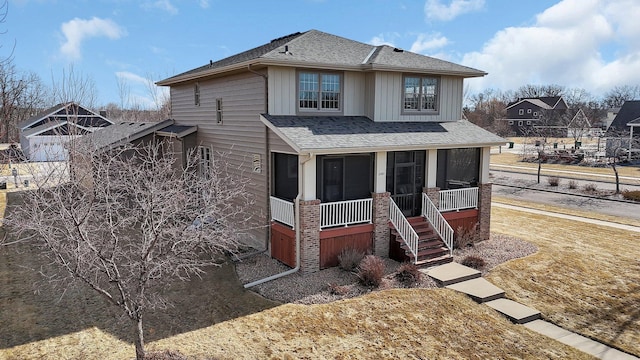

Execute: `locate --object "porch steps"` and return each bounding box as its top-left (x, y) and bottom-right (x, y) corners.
top-left (390, 216), bottom-right (453, 267)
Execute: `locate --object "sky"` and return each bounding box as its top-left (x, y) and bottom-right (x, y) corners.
top-left (5, 0), bottom-right (640, 109)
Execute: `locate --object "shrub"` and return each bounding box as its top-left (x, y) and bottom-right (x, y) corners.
top-left (568, 180), bottom-right (578, 189)
top-left (460, 255), bottom-right (486, 270)
top-left (338, 247), bottom-right (365, 271)
top-left (144, 350), bottom-right (188, 360)
top-left (395, 262), bottom-right (422, 287)
top-left (622, 190), bottom-right (640, 202)
top-left (454, 223), bottom-right (478, 249)
top-left (583, 183), bottom-right (598, 193)
top-left (357, 255), bottom-right (385, 288)
top-left (547, 176), bottom-right (560, 187)
top-left (327, 282), bottom-right (350, 296)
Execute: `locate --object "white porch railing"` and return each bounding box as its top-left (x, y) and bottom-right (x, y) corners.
top-left (439, 187), bottom-right (478, 212)
top-left (270, 196), bottom-right (295, 229)
top-left (389, 198), bottom-right (419, 262)
top-left (320, 198), bottom-right (372, 229)
top-left (422, 193), bottom-right (454, 255)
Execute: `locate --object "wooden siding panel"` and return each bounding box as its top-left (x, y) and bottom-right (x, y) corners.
top-left (319, 224), bottom-right (374, 269)
top-left (271, 223), bottom-right (296, 267)
top-left (171, 72), bottom-right (269, 249)
top-left (343, 72), bottom-right (366, 116)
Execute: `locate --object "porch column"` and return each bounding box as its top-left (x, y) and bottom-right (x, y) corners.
top-left (479, 147), bottom-right (491, 183)
top-left (372, 192), bottom-right (390, 257)
top-left (425, 149), bottom-right (438, 188)
top-left (423, 186), bottom-right (440, 209)
top-left (477, 183), bottom-right (492, 242)
top-left (299, 199), bottom-right (321, 273)
top-left (374, 151), bottom-right (387, 193)
top-left (301, 155), bottom-right (316, 201)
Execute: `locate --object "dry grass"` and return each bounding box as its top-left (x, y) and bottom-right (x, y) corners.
top-left (148, 289), bottom-right (590, 360)
top-left (488, 206), bottom-right (640, 356)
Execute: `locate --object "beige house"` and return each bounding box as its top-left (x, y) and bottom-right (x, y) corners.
top-left (157, 30), bottom-right (506, 275)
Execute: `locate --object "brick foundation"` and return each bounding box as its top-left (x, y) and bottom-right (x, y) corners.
top-left (424, 187), bottom-right (440, 209)
top-left (299, 199), bottom-right (321, 273)
top-left (477, 183), bottom-right (492, 242)
top-left (372, 192), bottom-right (391, 257)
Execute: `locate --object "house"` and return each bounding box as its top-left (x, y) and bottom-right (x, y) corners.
top-left (501, 96), bottom-right (591, 138)
top-left (606, 100), bottom-right (640, 159)
top-left (19, 102), bottom-right (113, 162)
top-left (156, 30), bottom-right (506, 273)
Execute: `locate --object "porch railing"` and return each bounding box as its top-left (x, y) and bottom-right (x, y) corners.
top-left (269, 196), bottom-right (295, 229)
top-left (439, 187), bottom-right (479, 212)
top-left (422, 193), bottom-right (454, 255)
top-left (389, 198), bottom-right (419, 262)
top-left (320, 198), bottom-right (372, 229)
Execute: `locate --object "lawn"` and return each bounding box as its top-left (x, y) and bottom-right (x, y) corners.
top-left (487, 205), bottom-right (640, 356)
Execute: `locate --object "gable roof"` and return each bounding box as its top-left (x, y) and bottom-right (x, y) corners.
top-left (607, 100), bottom-right (640, 134)
top-left (157, 30), bottom-right (486, 86)
top-left (261, 115), bottom-right (506, 154)
top-left (80, 119), bottom-right (175, 151)
top-left (19, 102), bottom-right (113, 131)
top-left (505, 96), bottom-right (566, 110)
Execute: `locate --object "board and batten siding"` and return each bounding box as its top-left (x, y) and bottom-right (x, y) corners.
top-left (372, 72), bottom-right (464, 122)
top-left (171, 71), bottom-right (269, 249)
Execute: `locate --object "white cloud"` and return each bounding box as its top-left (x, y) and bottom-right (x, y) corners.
top-left (59, 17), bottom-right (126, 60)
top-left (410, 33), bottom-right (449, 53)
top-left (369, 33), bottom-right (398, 47)
top-left (424, 0), bottom-right (485, 21)
top-left (142, 0), bottom-right (178, 15)
top-left (199, 0), bottom-right (210, 8)
top-left (116, 71), bottom-right (148, 85)
top-left (461, 0), bottom-right (640, 97)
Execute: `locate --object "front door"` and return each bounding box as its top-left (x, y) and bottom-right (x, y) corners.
top-left (387, 151), bottom-right (425, 216)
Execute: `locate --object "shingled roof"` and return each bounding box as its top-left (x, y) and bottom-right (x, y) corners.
top-left (261, 115), bottom-right (506, 154)
top-left (157, 30), bottom-right (486, 85)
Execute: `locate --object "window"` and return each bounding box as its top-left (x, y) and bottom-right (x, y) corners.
top-left (436, 148), bottom-right (480, 190)
top-left (518, 121), bottom-right (523, 126)
top-left (403, 76), bottom-right (439, 112)
top-left (526, 120), bottom-right (532, 125)
top-left (316, 154), bottom-right (373, 202)
top-left (527, 109), bottom-right (532, 113)
top-left (518, 109), bottom-right (524, 115)
top-left (533, 111), bottom-right (538, 117)
top-left (194, 83), bottom-right (200, 106)
top-left (272, 153), bottom-right (298, 201)
top-left (298, 72), bottom-right (341, 111)
top-left (216, 98), bottom-right (223, 124)
top-left (198, 146), bottom-right (211, 178)
top-left (508, 120), bottom-right (514, 125)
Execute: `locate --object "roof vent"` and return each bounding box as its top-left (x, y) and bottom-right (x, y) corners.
top-left (209, 60), bottom-right (213, 67)
top-left (393, 48), bottom-right (404, 53)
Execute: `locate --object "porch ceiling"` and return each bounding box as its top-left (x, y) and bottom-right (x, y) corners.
top-left (261, 115), bottom-right (507, 154)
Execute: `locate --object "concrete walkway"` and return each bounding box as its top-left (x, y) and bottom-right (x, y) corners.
top-left (425, 262), bottom-right (639, 360)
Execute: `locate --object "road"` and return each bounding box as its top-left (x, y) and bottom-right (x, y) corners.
top-left (490, 165), bottom-right (640, 221)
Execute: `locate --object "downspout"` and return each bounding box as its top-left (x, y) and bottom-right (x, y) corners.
top-left (244, 153), bottom-right (313, 288)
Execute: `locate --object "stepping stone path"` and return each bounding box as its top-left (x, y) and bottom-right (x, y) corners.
top-left (425, 262), bottom-right (640, 360)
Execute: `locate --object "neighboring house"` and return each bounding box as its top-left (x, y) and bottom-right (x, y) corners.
top-left (19, 102), bottom-right (114, 162)
top-left (501, 96), bottom-right (591, 138)
top-left (156, 29), bottom-right (507, 273)
top-left (606, 100), bottom-right (640, 159)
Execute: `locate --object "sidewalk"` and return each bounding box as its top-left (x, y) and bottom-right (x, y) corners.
top-left (426, 262), bottom-right (639, 360)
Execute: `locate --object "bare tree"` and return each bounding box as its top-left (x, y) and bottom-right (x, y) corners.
top-left (514, 84), bottom-right (565, 98)
top-left (605, 128), bottom-right (639, 193)
top-left (0, 62), bottom-right (47, 142)
top-left (3, 139), bottom-right (258, 359)
top-left (602, 85), bottom-right (640, 108)
top-left (50, 64), bottom-right (98, 108)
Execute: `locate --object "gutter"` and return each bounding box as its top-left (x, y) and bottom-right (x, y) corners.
top-left (244, 153), bottom-right (314, 288)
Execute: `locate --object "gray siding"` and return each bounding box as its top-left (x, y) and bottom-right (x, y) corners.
top-left (171, 72), bottom-right (269, 249)
top-left (372, 72), bottom-right (464, 122)
top-left (268, 66), bottom-right (296, 115)
top-left (343, 72), bottom-right (366, 116)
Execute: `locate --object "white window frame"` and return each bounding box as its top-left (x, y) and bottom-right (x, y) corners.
top-left (518, 109), bottom-right (524, 115)
top-left (518, 121), bottom-right (523, 126)
top-left (298, 71), bottom-right (342, 112)
top-left (403, 75), bottom-right (439, 113)
top-left (194, 83), bottom-right (200, 106)
top-left (526, 120), bottom-right (532, 125)
top-left (508, 120), bottom-right (514, 125)
top-left (527, 109), bottom-right (532, 113)
top-left (216, 98), bottom-right (223, 124)
top-left (533, 111), bottom-right (538, 117)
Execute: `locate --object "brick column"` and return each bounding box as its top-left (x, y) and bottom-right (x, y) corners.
top-left (299, 199), bottom-right (321, 274)
top-left (424, 186), bottom-right (440, 209)
top-left (372, 192), bottom-right (390, 257)
top-left (477, 183), bottom-right (492, 242)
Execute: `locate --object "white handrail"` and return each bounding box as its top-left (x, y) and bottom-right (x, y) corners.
top-left (439, 187), bottom-right (478, 212)
top-left (269, 196), bottom-right (295, 229)
top-left (389, 198), bottom-right (419, 263)
top-left (422, 193), bottom-right (454, 254)
top-left (320, 198), bottom-right (372, 229)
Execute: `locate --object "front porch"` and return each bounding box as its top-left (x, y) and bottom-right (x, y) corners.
top-left (269, 185), bottom-right (484, 271)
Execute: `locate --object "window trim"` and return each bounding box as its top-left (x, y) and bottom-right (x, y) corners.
top-left (198, 145), bottom-right (211, 179)
top-left (402, 74), bottom-right (440, 115)
top-left (216, 98), bottom-right (223, 124)
top-left (508, 120), bottom-right (514, 125)
top-left (518, 109), bottom-right (524, 115)
top-left (527, 108), bottom-right (532, 114)
top-left (518, 120), bottom-right (523, 126)
top-left (296, 70), bottom-right (343, 114)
